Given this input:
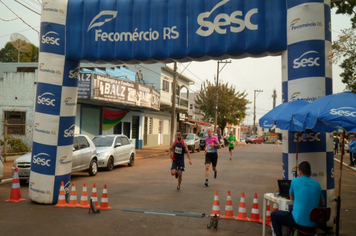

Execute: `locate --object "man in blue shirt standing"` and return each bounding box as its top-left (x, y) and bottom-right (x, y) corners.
top-left (271, 161), bottom-right (325, 236)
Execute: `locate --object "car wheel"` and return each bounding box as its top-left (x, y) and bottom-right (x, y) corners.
top-left (192, 147), bottom-right (195, 153)
top-left (197, 147), bottom-right (200, 152)
top-left (128, 154), bottom-right (134, 167)
top-left (88, 159), bottom-right (98, 176)
top-left (106, 156), bottom-right (114, 171)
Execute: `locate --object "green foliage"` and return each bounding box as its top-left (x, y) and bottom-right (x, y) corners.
top-left (332, 28), bottom-right (356, 93)
top-left (331, 0), bottom-right (356, 29)
top-left (195, 79), bottom-right (250, 131)
top-left (0, 138), bottom-right (29, 153)
top-left (0, 42), bottom-right (39, 62)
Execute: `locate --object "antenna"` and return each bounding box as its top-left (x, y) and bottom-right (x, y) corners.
top-left (10, 33), bottom-right (32, 62)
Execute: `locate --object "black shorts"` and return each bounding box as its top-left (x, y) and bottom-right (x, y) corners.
top-left (171, 160), bottom-right (185, 171)
top-left (229, 147), bottom-right (234, 151)
top-left (205, 152), bottom-right (218, 167)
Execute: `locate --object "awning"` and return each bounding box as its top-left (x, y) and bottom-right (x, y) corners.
top-left (195, 121), bottom-right (213, 127)
top-left (183, 121), bottom-right (196, 127)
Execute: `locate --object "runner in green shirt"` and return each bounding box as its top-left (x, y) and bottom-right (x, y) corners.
top-left (228, 131), bottom-right (236, 160)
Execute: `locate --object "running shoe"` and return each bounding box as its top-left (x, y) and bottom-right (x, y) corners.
top-left (214, 171), bottom-right (217, 179)
top-left (205, 179), bottom-right (209, 186)
top-left (177, 185), bottom-right (180, 190)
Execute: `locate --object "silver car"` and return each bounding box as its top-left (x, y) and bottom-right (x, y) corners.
top-left (92, 134), bottom-right (135, 171)
top-left (182, 133), bottom-right (200, 153)
top-left (12, 134), bottom-right (98, 181)
top-left (0, 157), bottom-right (3, 183)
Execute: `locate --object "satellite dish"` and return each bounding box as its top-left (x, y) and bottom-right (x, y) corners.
top-left (10, 33), bottom-right (32, 62)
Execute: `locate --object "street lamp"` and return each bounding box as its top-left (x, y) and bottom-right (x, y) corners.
top-left (253, 89), bottom-right (263, 135)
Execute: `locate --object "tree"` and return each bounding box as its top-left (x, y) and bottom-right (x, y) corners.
top-left (332, 28), bottom-right (356, 92)
top-left (0, 42), bottom-right (39, 62)
top-left (331, 0), bottom-right (356, 29)
top-left (195, 79), bottom-right (250, 132)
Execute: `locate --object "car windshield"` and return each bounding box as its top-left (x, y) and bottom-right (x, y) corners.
top-left (199, 132), bottom-right (208, 138)
top-left (183, 134), bottom-right (194, 140)
top-left (92, 136), bottom-right (114, 147)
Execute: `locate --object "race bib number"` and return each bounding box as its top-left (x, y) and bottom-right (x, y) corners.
top-left (175, 146), bottom-right (183, 154)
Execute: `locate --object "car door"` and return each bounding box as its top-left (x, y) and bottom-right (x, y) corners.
top-left (72, 137), bottom-right (81, 171)
top-left (113, 136), bottom-right (123, 162)
top-left (120, 136), bottom-right (131, 162)
top-left (77, 135), bottom-right (91, 169)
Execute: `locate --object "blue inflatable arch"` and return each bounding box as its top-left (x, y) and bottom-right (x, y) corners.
top-left (33, 0), bottom-right (333, 214)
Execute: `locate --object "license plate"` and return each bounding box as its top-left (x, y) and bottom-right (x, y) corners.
top-left (18, 169), bottom-right (30, 177)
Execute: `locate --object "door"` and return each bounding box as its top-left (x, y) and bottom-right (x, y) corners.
top-left (144, 117), bottom-right (148, 146)
top-left (123, 122), bottom-right (131, 139)
top-left (132, 116), bottom-right (139, 149)
top-left (72, 137), bottom-right (81, 171)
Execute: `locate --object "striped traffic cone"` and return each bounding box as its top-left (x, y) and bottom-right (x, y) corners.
top-left (236, 192), bottom-right (249, 221)
top-left (221, 190), bottom-right (235, 219)
top-left (266, 200), bottom-right (271, 227)
top-left (249, 193), bottom-right (263, 223)
top-left (211, 190), bottom-right (221, 216)
top-left (66, 182), bottom-right (79, 207)
top-left (91, 183), bottom-right (100, 209)
top-left (55, 181), bottom-right (67, 207)
top-left (6, 167), bottom-right (25, 202)
top-left (100, 184), bottom-right (111, 210)
top-left (78, 183), bottom-right (90, 208)
top-left (272, 202), bottom-right (279, 212)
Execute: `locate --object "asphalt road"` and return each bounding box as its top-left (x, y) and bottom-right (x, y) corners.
top-left (0, 144), bottom-right (355, 236)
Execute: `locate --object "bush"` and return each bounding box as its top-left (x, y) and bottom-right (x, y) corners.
top-left (0, 138), bottom-right (29, 153)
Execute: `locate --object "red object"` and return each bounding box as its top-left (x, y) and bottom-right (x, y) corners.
top-left (266, 201), bottom-right (271, 227)
top-left (221, 190), bottom-right (235, 219)
top-left (6, 167), bottom-right (26, 202)
top-left (236, 192), bottom-right (249, 221)
top-left (100, 184), bottom-right (112, 210)
top-left (66, 182), bottom-right (79, 207)
top-left (78, 183), bottom-right (90, 208)
top-left (249, 193), bottom-right (263, 223)
top-left (55, 181), bottom-right (67, 207)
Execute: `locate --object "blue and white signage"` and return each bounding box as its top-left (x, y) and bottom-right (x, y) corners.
top-left (65, 0), bottom-right (287, 62)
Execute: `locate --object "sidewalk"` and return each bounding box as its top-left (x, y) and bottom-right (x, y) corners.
top-left (1, 145), bottom-right (171, 184)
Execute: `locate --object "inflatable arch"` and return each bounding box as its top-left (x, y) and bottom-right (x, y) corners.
top-left (32, 0), bottom-right (333, 209)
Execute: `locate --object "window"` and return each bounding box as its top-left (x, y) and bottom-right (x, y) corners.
top-left (190, 104), bottom-right (193, 109)
top-left (77, 136), bottom-right (89, 149)
top-left (163, 78), bottom-right (170, 92)
top-left (4, 111), bottom-right (26, 135)
top-left (121, 136), bottom-right (129, 145)
top-left (149, 117), bottom-right (153, 134)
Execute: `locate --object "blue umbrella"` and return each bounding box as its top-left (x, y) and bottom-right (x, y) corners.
top-left (293, 91), bottom-right (356, 132)
top-left (259, 99), bottom-right (308, 130)
top-left (292, 91), bottom-right (356, 236)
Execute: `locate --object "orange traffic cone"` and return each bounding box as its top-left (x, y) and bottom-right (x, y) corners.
top-left (91, 183), bottom-right (100, 209)
top-left (79, 183), bottom-right (90, 208)
top-left (221, 190), bottom-right (235, 219)
top-left (6, 167), bottom-right (25, 202)
top-left (211, 190), bottom-right (221, 216)
top-left (272, 202), bottom-right (279, 212)
top-left (266, 200), bottom-right (271, 227)
top-left (100, 184), bottom-right (111, 210)
top-left (236, 192), bottom-right (249, 221)
top-left (66, 182), bottom-right (79, 207)
top-left (249, 193), bottom-right (263, 223)
top-left (55, 181), bottom-right (67, 207)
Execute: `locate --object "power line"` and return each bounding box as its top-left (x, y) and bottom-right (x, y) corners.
top-left (14, 0), bottom-right (41, 15)
top-left (0, 0), bottom-right (39, 34)
top-left (0, 17), bottom-right (18, 21)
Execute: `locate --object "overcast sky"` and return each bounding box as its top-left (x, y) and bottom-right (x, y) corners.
top-left (0, 0), bottom-right (352, 125)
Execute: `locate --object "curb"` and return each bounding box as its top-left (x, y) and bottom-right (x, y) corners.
top-left (333, 158), bottom-right (356, 172)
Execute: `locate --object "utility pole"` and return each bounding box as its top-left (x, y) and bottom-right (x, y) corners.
top-left (170, 62), bottom-right (177, 145)
top-left (253, 89), bottom-right (263, 135)
top-left (272, 89), bottom-right (277, 108)
top-left (214, 60), bottom-right (231, 133)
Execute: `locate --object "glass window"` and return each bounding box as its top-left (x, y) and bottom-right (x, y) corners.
top-left (93, 136), bottom-right (114, 147)
top-left (73, 137), bottom-right (79, 151)
top-left (77, 136), bottom-right (89, 149)
top-left (163, 78), bottom-right (169, 92)
top-left (4, 111), bottom-right (26, 135)
top-left (121, 136), bottom-right (129, 145)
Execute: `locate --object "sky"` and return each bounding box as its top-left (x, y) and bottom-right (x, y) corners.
top-left (0, 0), bottom-right (352, 125)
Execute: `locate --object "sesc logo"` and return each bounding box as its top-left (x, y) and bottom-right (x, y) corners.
top-left (294, 132), bottom-right (321, 143)
top-left (263, 120), bottom-right (273, 128)
top-left (330, 107), bottom-right (356, 117)
top-left (290, 92), bottom-right (301, 101)
top-left (293, 51), bottom-right (320, 69)
top-left (64, 124), bottom-right (75, 138)
top-left (68, 66), bottom-right (80, 79)
top-left (196, 0), bottom-right (258, 37)
top-left (37, 92), bottom-right (56, 106)
top-left (33, 153), bottom-right (51, 167)
top-left (87, 10), bottom-right (117, 32)
top-left (41, 31), bottom-right (60, 46)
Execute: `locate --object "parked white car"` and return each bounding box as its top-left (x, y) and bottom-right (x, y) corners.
top-left (92, 134), bottom-right (135, 171)
top-left (12, 134), bottom-right (98, 181)
top-left (182, 133), bottom-right (200, 153)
